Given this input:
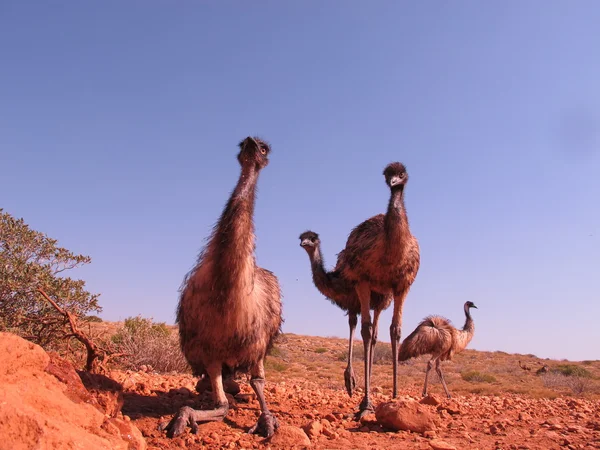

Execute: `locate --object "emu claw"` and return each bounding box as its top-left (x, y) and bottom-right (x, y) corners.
top-left (344, 366), bottom-right (357, 397)
top-left (163, 406), bottom-right (198, 438)
top-left (248, 412), bottom-right (279, 438)
top-left (162, 404), bottom-right (228, 438)
top-left (354, 399), bottom-right (375, 421)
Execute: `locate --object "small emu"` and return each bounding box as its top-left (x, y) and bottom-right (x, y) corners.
top-left (163, 137), bottom-right (282, 438)
top-left (299, 230), bottom-right (392, 396)
top-left (398, 301), bottom-right (477, 398)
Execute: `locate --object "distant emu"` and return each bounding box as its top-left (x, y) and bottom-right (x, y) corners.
top-left (299, 230), bottom-right (392, 397)
top-left (163, 137), bottom-right (282, 438)
top-left (518, 361), bottom-right (532, 372)
top-left (332, 162), bottom-right (420, 418)
top-left (398, 301), bottom-right (477, 398)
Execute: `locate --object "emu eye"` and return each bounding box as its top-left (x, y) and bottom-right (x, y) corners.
top-left (260, 147), bottom-right (267, 155)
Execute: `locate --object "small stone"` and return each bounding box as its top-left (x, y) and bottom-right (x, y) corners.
top-left (424, 431), bottom-right (436, 439)
top-left (302, 421), bottom-right (322, 439)
top-left (421, 395), bottom-right (441, 407)
top-left (429, 440), bottom-right (457, 450)
top-left (266, 426), bottom-right (311, 448)
top-left (324, 413), bottom-right (337, 422)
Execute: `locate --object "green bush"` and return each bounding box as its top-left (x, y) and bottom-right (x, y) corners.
top-left (461, 370), bottom-right (497, 383)
top-left (554, 364), bottom-right (592, 378)
top-left (84, 315), bottom-right (103, 323)
top-left (314, 347), bottom-right (328, 354)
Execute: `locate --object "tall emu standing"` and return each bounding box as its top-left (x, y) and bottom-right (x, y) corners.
top-left (334, 162), bottom-right (420, 418)
top-left (398, 301), bottom-right (477, 398)
top-left (299, 231), bottom-right (392, 396)
top-left (163, 137), bottom-right (282, 438)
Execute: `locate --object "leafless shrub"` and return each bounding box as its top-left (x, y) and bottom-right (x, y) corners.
top-left (352, 342), bottom-right (394, 365)
top-left (111, 316), bottom-right (189, 373)
top-left (540, 372), bottom-right (594, 395)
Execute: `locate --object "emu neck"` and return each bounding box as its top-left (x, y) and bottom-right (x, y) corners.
top-left (211, 163), bottom-right (259, 281)
top-left (309, 247), bottom-right (328, 290)
top-left (462, 308), bottom-right (475, 333)
top-left (384, 187), bottom-right (410, 253)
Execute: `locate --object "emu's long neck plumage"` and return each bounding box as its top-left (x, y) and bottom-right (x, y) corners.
top-left (384, 186), bottom-right (411, 255)
top-left (210, 163), bottom-right (259, 289)
top-left (455, 305), bottom-right (475, 352)
top-left (306, 245), bottom-right (339, 303)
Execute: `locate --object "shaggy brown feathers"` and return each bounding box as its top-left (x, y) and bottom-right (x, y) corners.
top-left (299, 230), bottom-right (391, 396)
top-left (398, 301), bottom-right (477, 398)
top-left (177, 137), bottom-right (282, 375)
top-left (299, 231), bottom-right (392, 315)
top-left (304, 162), bottom-right (420, 418)
top-left (166, 137), bottom-right (282, 438)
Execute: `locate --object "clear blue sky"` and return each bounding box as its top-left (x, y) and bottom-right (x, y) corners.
top-left (1, 2), bottom-right (599, 361)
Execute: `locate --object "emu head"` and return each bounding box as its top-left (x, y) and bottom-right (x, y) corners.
top-left (237, 136), bottom-right (271, 170)
top-left (299, 231), bottom-right (320, 254)
top-left (383, 162), bottom-right (408, 190)
top-left (464, 301), bottom-right (478, 316)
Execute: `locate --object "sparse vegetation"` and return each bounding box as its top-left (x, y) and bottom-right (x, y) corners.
top-left (111, 316), bottom-right (188, 373)
top-left (265, 359), bottom-right (288, 372)
top-left (554, 364), bottom-right (592, 378)
top-left (352, 342), bottom-right (394, 364)
top-left (314, 347), bottom-right (327, 353)
top-left (0, 209), bottom-right (100, 348)
top-left (541, 372), bottom-right (594, 395)
top-left (461, 370), bottom-right (497, 383)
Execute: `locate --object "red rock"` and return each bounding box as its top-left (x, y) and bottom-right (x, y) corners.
top-left (0, 332), bottom-right (144, 450)
top-left (420, 395), bottom-right (441, 407)
top-left (359, 413), bottom-right (378, 425)
top-left (302, 420), bottom-right (323, 439)
top-left (375, 399), bottom-right (438, 434)
top-left (429, 439), bottom-right (457, 450)
top-left (266, 425), bottom-right (311, 448)
top-left (324, 413), bottom-right (337, 422)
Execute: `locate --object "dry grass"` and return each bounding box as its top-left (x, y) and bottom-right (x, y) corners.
top-left (55, 321), bottom-right (600, 399)
top-left (263, 334), bottom-right (600, 400)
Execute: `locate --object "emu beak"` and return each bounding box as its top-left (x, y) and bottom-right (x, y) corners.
top-left (471, 304), bottom-right (478, 309)
top-left (300, 240), bottom-right (310, 247)
top-left (390, 176), bottom-right (402, 187)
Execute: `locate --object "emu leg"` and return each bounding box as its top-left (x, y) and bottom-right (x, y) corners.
top-left (162, 362), bottom-right (229, 438)
top-left (355, 282), bottom-right (374, 420)
top-left (368, 308), bottom-right (382, 383)
top-left (435, 359), bottom-right (452, 399)
top-left (344, 313), bottom-right (358, 397)
top-left (247, 360), bottom-right (279, 437)
top-left (422, 359), bottom-right (434, 397)
top-left (390, 291), bottom-right (407, 398)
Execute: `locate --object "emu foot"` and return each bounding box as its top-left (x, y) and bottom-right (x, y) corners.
top-left (248, 412), bottom-right (279, 438)
top-left (353, 398), bottom-right (375, 421)
top-left (161, 404), bottom-right (228, 438)
top-left (344, 366), bottom-right (357, 397)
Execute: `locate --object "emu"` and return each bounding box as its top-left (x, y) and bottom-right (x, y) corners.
top-left (299, 230), bottom-right (392, 396)
top-left (398, 301), bottom-right (477, 398)
top-left (333, 162), bottom-right (420, 418)
top-left (163, 137), bottom-right (282, 438)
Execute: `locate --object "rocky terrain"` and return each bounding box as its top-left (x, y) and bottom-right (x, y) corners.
top-left (1, 331), bottom-right (600, 449)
